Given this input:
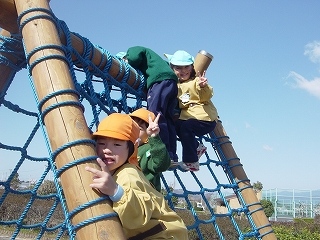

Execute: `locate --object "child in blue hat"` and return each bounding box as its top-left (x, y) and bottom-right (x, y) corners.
top-left (165, 50), bottom-right (218, 171)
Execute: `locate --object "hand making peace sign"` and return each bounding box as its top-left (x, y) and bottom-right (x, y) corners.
top-left (147, 113), bottom-right (160, 137)
top-left (85, 158), bottom-right (118, 196)
top-left (197, 70), bottom-right (208, 88)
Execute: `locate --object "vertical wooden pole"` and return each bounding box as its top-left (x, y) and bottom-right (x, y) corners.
top-left (14, 0), bottom-right (126, 239)
top-left (213, 120), bottom-right (277, 239)
top-left (193, 51), bottom-right (276, 239)
top-left (0, 29), bottom-right (20, 93)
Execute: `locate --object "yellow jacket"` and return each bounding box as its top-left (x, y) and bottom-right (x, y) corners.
top-left (178, 77), bottom-right (218, 121)
top-left (112, 163), bottom-right (188, 239)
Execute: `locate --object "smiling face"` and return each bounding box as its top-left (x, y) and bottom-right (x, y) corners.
top-left (172, 64), bottom-right (194, 81)
top-left (96, 136), bottom-right (129, 173)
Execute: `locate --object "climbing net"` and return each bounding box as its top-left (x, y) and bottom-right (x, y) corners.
top-left (0, 7), bottom-right (274, 240)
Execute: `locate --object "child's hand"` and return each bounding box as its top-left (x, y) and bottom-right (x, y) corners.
top-left (147, 113), bottom-right (160, 137)
top-left (197, 70), bottom-right (208, 88)
top-left (85, 158), bottom-right (118, 196)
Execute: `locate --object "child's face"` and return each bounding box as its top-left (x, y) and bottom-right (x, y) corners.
top-left (96, 137), bottom-right (129, 172)
top-left (172, 65), bottom-right (193, 81)
top-left (133, 118), bottom-right (148, 145)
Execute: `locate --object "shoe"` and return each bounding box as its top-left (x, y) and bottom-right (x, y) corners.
top-left (197, 142), bottom-right (207, 159)
top-left (185, 162), bottom-right (200, 171)
top-left (170, 160), bottom-right (179, 167)
top-left (170, 161), bottom-right (190, 171)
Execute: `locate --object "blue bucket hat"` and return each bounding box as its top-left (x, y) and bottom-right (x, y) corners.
top-left (115, 51), bottom-right (127, 59)
top-left (164, 50), bottom-right (194, 66)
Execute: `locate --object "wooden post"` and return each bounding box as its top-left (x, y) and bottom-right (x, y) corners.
top-left (0, 29), bottom-right (21, 93)
top-left (58, 32), bottom-right (142, 89)
top-left (0, 0), bottom-right (143, 90)
top-left (193, 52), bottom-right (276, 238)
top-left (0, 0), bottom-right (19, 33)
top-left (14, 0), bottom-right (126, 239)
top-left (213, 120), bottom-right (277, 239)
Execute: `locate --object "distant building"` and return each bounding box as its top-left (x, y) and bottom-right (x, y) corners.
top-left (214, 191), bottom-right (262, 214)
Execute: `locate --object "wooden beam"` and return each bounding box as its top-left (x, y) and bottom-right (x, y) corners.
top-left (13, 0), bottom-right (126, 238)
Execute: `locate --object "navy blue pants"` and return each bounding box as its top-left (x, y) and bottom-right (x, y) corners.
top-left (175, 118), bottom-right (216, 163)
top-left (147, 79), bottom-right (178, 160)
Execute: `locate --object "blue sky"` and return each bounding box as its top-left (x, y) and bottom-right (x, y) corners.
top-left (1, 1), bottom-right (320, 191)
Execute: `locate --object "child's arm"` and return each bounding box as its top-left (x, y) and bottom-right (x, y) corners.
top-left (196, 70), bottom-right (214, 101)
top-left (112, 167), bottom-right (165, 229)
top-left (148, 135), bottom-right (171, 172)
top-left (86, 161), bottom-right (155, 228)
top-left (197, 70), bottom-right (209, 88)
top-left (85, 158), bottom-right (121, 200)
top-left (146, 113), bottom-right (171, 171)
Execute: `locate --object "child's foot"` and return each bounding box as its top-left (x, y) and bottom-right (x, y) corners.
top-left (196, 142), bottom-right (207, 159)
top-left (169, 161), bottom-right (190, 171)
top-left (170, 160), bottom-right (178, 167)
top-left (185, 162), bottom-right (200, 171)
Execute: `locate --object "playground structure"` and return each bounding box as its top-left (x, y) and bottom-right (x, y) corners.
top-left (0, 0), bottom-right (276, 239)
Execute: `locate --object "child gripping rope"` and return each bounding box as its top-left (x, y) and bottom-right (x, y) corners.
top-left (165, 50), bottom-right (218, 172)
top-left (85, 113), bottom-right (188, 239)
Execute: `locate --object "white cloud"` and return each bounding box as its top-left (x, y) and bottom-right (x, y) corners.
top-left (245, 122), bottom-right (251, 129)
top-left (263, 144), bottom-right (273, 151)
top-left (304, 41), bottom-right (320, 64)
top-left (288, 71), bottom-right (320, 99)
top-left (287, 41), bottom-right (320, 99)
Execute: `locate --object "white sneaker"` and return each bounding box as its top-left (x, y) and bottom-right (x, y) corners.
top-left (196, 142), bottom-right (207, 159)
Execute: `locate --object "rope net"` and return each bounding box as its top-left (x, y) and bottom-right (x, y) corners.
top-left (0, 6), bottom-right (274, 240)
